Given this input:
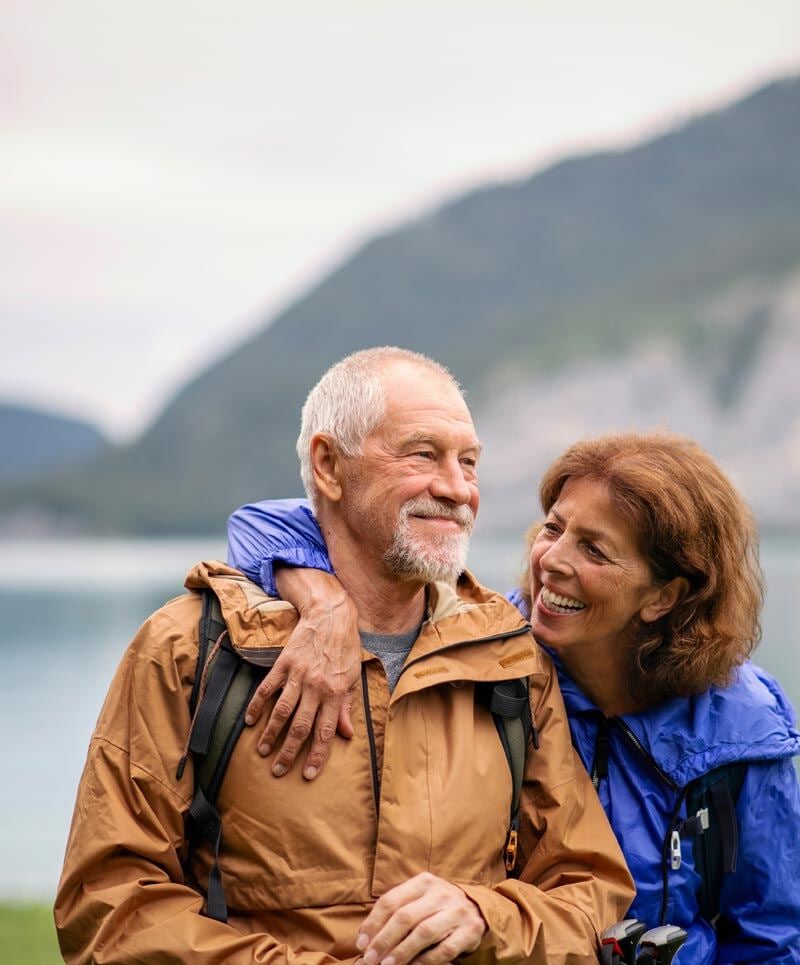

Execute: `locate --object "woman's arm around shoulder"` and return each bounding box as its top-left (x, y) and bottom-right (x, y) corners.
top-left (227, 498), bottom-right (334, 596)
top-left (228, 498), bottom-right (360, 781)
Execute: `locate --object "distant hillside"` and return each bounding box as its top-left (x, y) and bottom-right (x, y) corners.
top-left (0, 403), bottom-right (109, 482)
top-left (3, 74), bottom-right (800, 534)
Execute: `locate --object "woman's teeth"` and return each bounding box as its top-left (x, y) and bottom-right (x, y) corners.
top-left (541, 587), bottom-right (586, 614)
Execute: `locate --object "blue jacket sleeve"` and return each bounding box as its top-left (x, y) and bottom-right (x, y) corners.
top-left (505, 586), bottom-right (531, 620)
top-left (227, 498), bottom-right (335, 597)
top-left (715, 757), bottom-right (800, 962)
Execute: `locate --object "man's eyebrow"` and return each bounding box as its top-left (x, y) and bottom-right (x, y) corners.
top-left (401, 431), bottom-right (435, 447)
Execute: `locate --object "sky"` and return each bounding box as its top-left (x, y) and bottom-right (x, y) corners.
top-left (2, 1), bottom-right (799, 441)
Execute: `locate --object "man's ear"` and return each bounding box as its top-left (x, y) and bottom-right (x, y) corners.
top-left (310, 434), bottom-right (344, 503)
top-left (640, 576), bottom-right (690, 624)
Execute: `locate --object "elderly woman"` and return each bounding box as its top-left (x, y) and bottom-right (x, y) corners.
top-left (227, 431), bottom-right (800, 962)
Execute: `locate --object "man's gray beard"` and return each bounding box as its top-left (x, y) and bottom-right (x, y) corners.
top-left (383, 497), bottom-right (474, 583)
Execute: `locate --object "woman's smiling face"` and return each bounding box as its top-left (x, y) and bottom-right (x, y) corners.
top-left (530, 475), bottom-right (664, 659)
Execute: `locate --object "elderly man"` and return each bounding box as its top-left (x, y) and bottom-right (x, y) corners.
top-left (55, 347), bottom-right (633, 964)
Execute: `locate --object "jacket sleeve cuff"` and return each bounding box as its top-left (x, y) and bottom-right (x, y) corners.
top-left (454, 883), bottom-right (513, 962)
top-left (259, 547), bottom-right (337, 598)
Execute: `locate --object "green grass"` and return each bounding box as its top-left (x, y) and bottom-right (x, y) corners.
top-left (0, 904), bottom-right (61, 965)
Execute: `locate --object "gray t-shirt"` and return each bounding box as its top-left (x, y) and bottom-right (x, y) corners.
top-left (360, 624), bottom-right (421, 691)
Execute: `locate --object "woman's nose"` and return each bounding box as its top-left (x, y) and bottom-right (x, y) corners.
top-left (540, 538), bottom-right (574, 575)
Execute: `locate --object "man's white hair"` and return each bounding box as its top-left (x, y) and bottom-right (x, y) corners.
top-left (297, 346), bottom-right (462, 509)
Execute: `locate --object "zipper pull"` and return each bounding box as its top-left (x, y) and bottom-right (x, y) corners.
top-left (670, 829), bottom-right (682, 870)
top-left (504, 827), bottom-right (519, 872)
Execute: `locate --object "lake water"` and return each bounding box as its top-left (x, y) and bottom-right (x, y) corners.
top-left (1, 536), bottom-right (798, 901)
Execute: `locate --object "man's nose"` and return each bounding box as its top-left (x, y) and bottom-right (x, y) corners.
top-left (429, 456), bottom-right (473, 505)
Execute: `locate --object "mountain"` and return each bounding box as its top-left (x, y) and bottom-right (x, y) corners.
top-left (0, 403), bottom-right (109, 482)
top-left (3, 74), bottom-right (800, 534)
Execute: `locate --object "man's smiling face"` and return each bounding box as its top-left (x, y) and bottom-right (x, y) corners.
top-left (339, 362), bottom-right (481, 584)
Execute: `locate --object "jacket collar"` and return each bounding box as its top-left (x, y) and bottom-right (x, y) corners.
top-left (390, 570), bottom-right (539, 701)
top-left (553, 649), bottom-right (800, 784)
top-left (185, 561), bottom-right (540, 688)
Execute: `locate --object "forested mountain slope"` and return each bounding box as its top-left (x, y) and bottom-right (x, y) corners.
top-left (4, 75), bottom-right (799, 534)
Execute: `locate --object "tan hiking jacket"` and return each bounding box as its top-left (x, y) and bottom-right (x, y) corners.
top-left (55, 561), bottom-right (633, 964)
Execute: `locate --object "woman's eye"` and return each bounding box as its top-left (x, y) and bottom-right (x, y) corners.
top-left (542, 522), bottom-right (560, 536)
top-left (584, 542), bottom-right (607, 561)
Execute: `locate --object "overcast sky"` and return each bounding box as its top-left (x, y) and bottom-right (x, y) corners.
top-left (2, 1), bottom-right (799, 441)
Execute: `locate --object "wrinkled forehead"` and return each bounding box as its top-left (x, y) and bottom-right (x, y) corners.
top-left (552, 475), bottom-right (653, 560)
top-left (378, 365), bottom-right (479, 447)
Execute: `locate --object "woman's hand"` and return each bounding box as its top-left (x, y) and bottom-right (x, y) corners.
top-left (244, 566), bottom-right (361, 780)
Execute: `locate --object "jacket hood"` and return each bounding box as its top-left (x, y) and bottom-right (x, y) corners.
top-left (558, 657), bottom-right (800, 786)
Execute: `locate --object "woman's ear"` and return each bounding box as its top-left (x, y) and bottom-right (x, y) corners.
top-left (310, 434), bottom-right (344, 503)
top-left (640, 576), bottom-right (690, 624)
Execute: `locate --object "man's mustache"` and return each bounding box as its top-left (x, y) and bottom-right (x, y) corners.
top-left (399, 497), bottom-right (475, 531)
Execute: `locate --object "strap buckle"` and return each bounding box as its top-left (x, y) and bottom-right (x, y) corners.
top-left (678, 805), bottom-right (710, 840)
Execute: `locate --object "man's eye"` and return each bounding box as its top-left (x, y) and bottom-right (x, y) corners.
top-left (460, 457), bottom-right (477, 468)
top-left (414, 451), bottom-right (434, 460)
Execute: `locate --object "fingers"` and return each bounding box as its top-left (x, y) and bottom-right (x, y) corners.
top-left (267, 687), bottom-right (317, 776)
top-left (414, 925), bottom-right (479, 965)
top-left (245, 665), bottom-right (286, 727)
top-left (358, 874), bottom-right (485, 965)
top-left (359, 876), bottom-right (428, 942)
top-left (363, 902), bottom-right (447, 965)
top-left (337, 693), bottom-right (356, 740)
top-left (243, 604), bottom-right (361, 777)
top-left (362, 909), bottom-right (478, 965)
top-left (256, 677), bottom-right (302, 757)
top-left (301, 700), bottom-right (342, 780)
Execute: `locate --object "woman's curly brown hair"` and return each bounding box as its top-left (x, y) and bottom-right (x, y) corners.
top-left (518, 431), bottom-right (763, 703)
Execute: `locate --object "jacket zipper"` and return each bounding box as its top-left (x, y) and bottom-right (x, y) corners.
top-left (594, 716), bottom-right (684, 925)
top-left (360, 664), bottom-right (381, 819)
top-left (590, 716), bottom-right (680, 793)
top-left (616, 718), bottom-right (688, 925)
top-left (614, 718), bottom-right (685, 923)
top-left (615, 718), bottom-right (680, 790)
top-left (659, 785), bottom-right (690, 925)
top-left (360, 624), bottom-right (530, 827)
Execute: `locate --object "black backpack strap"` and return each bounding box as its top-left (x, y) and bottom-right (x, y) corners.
top-left (179, 589), bottom-right (270, 922)
top-left (188, 643), bottom-right (241, 758)
top-left (709, 777), bottom-right (740, 876)
top-left (681, 761), bottom-right (748, 922)
top-left (188, 786), bottom-right (227, 922)
top-left (479, 677), bottom-right (538, 872)
top-left (190, 590), bottom-right (227, 715)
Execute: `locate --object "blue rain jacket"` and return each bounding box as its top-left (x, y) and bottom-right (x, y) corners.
top-left (228, 499), bottom-right (800, 963)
